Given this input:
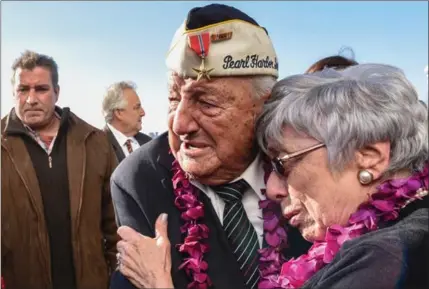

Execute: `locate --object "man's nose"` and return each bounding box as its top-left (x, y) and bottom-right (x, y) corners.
top-left (140, 107), bottom-right (145, 117)
top-left (172, 101), bottom-right (199, 136)
top-left (25, 91), bottom-right (38, 104)
top-left (266, 171), bottom-right (289, 203)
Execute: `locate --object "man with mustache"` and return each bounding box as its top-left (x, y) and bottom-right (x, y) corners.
top-left (1, 50), bottom-right (119, 289)
top-left (110, 3), bottom-right (310, 289)
top-left (102, 81), bottom-right (151, 163)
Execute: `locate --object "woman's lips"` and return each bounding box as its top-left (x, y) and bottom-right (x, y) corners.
top-left (288, 214), bottom-right (302, 227)
top-left (282, 207), bottom-right (301, 227)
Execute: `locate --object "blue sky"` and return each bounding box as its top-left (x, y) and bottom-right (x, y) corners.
top-left (2, 1), bottom-right (428, 134)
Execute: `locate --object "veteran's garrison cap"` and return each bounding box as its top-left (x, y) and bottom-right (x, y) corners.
top-left (166, 3), bottom-right (279, 81)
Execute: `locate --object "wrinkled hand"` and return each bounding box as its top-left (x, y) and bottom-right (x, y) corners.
top-left (117, 213), bottom-right (173, 289)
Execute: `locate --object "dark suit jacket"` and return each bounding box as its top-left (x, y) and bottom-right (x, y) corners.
top-left (110, 132), bottom-right (310, 289)
top-left (103, 125), bottom-right (152, 163)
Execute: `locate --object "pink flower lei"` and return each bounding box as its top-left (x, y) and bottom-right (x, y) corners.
top-left (172, 160), bottom-right (212, 289)
top-left (259, 162), bottom-right (429, 289)
top-left (172, 159), bottom-right (428, 289)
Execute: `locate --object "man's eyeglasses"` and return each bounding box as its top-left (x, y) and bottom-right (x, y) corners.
top-left (271, 143), bottom-right (325, 175)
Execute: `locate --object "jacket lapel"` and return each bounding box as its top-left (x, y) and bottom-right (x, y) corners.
top-left (2, 136), bottom-right (46, 224)
top-left (135, 132), bottom-right (151, 146)
top-left (67, 115), bottom-right (94, 238)
top-left (134, 133), bottom-right (145, 146)
top-left (1, 123), bottom-right (53, 278)
top-left (1, 112), bottom-right (46, 223)
top-left (104, 126), bottom-right (125, 162)
top-left (155, 132), bottom-right (175, 191)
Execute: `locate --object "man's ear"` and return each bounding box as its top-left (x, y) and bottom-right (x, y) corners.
top-left (354, 141), bottom-right (391, 181)
top-left (113, 109), bottom-right (123, 121)
top-left (261, 91), bottom-right (271, 102)
top-left (251, 92), bottom-right (269, 122)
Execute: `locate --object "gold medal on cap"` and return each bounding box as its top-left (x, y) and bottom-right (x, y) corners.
top-left (192, 58), bottom-right (214, 81)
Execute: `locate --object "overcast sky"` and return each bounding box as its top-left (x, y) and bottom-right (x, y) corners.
top-left (2, 1), bottom-right (428, 134)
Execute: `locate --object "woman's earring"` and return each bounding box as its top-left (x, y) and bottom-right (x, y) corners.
top-left (358, 170), bottom-right (373, 185)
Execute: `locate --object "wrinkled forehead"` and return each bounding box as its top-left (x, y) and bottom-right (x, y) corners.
top-left (167, 70), bottom-right (251, 97)
top-left (14, 67), bottom-right (53, 86)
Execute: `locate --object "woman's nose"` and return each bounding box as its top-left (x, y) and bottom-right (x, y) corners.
top-left (266, 171), bottom-right (289, 202)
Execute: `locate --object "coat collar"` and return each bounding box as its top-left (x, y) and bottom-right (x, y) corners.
top-left (155, 131), bottom-right (175, 171)
top-left (1, 107), bottom-right (98, 238)
top-left (134, 132), bottom-right (149, 146)
top-left (103, 125), bottom-right (126, 162)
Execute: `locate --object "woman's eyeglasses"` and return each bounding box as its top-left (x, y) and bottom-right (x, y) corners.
top-left (271, 143), bottom-right (325, 175)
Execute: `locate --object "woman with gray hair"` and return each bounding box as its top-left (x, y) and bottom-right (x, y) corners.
top-left (255, 64), bottom-right (428, 289)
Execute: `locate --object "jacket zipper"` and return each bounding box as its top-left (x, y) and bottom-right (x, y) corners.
top-left (48, 155), bottom-right (52, 168)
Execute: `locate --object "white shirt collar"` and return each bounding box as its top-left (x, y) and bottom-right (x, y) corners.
top-left (233, 153), bottom-right (266, 200)
top-left (191, 153), bottom-right (266, 200)
top-left (106, 123), bottom-right (137, 146)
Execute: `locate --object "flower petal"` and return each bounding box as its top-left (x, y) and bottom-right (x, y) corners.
top-left (265, 231), bottom-right (281, 247)
top-left (371, 200), bottom-right (395, 212)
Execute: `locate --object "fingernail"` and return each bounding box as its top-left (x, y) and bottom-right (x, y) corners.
top-left (161, 213), bottom-right (168, 222)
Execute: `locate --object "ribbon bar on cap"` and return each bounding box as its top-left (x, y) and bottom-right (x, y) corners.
top-left (189, 33), bottom-right (210, 58)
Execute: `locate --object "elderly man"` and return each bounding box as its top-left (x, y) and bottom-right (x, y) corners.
top-left (1, 50), bottom-right (119, 289)
top-left (102, 81), bottom-right (151, 163)
top-left (110, 4), bottom-right (310, 289)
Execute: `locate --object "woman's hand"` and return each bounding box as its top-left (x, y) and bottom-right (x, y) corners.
top-left (117, 213), bottom-right (174, 288)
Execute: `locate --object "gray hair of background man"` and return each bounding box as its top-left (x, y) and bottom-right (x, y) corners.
top-left (102, 81), bottom-right (137, 123)
top-left (256, 63), bottom-right (428, 175)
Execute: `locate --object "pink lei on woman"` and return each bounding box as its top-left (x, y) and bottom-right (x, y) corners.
top-left (171, 160), bottom-right (428, 289)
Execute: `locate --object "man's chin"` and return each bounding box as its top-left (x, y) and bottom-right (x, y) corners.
top-left (177, 153), bottom-right (218, 180)
top-left (23, 117), bottom-right (46, 129)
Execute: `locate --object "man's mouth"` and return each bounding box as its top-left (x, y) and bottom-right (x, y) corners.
top-left (25, 109), bottom-right (43, 113)
top-left (186, 142), bottom-right (206, 149)
top-left (180, 141), bottom-right (210, 157)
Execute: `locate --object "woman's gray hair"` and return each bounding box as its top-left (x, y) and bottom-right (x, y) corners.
top-left (102, 81), bottom-right (136, 123)
top-left (256, 63), bottom-right (428, 174)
